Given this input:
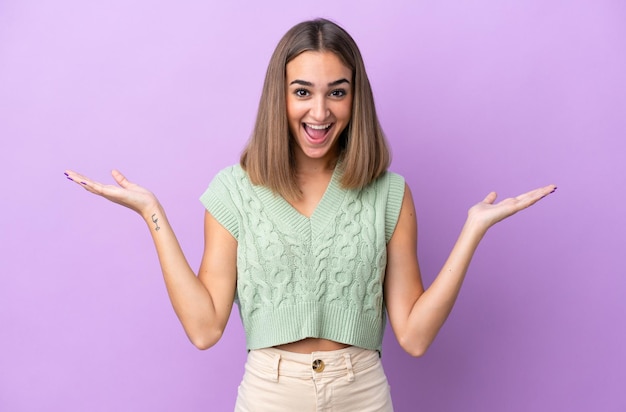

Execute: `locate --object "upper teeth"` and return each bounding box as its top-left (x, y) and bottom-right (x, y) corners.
top-left (307, 124), bottom-right (331, 130)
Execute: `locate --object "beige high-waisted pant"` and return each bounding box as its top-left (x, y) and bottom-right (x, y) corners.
top-left (234, 346), bottom-right (394, 412)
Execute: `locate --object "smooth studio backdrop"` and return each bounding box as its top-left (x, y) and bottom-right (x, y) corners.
top-left (1, 0), bottom-right (625, 411)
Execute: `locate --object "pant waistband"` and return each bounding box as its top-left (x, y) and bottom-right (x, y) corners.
top-left (246, 346), bottom-right (380, 382)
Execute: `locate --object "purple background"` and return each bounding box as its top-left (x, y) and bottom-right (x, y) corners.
top-left (1, 0), bottom-right (625, 411)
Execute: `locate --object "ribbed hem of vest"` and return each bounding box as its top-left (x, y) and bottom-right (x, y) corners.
top-left (243, 302), bottom-right (385, 351)
top-left (384, 173), bottom-right (406, 242)
top-left (200, 175), bottom-right (240, 240)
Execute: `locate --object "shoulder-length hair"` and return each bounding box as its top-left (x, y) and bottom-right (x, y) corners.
top-left (240, 18), bottom-right (390, 200)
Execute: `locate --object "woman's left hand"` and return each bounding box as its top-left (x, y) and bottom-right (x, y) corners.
top-left (468, 184), bottom-right (557, 232)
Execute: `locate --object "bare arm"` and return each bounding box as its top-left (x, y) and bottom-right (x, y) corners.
top-left (384, 183), bottom-right (557, 357)
top-left (64, 169), bottom-right (237, 349)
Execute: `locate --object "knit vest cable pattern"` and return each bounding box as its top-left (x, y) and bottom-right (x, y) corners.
top-left (200, 164), bottom-right (405, 351)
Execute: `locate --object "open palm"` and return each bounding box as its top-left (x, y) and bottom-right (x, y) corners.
top-left (64, 169), bottom-right (159, 217)
top-left (468, 184), bottom-right (557, 230)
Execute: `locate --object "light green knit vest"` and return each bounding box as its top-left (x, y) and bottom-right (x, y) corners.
top-left (200, 164), bottom-right (405, 351)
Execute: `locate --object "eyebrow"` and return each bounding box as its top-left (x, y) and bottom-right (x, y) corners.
top-left (289, 78), bottom-right (351, 87)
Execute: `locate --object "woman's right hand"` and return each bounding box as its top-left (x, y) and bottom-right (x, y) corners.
top-left (64, 169), bottom-right (159, 218)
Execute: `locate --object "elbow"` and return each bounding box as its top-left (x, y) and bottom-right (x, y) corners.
top-left (405, 345), bottom-right (428, 358)
top-left (398, 334), bottom-right (430, 358)
top-left (189, 327), bottom-right (224, 351)
top-left (191, 338), bottom-right (214, 351)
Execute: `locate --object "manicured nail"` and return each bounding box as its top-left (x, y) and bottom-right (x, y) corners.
top-left (66, 177), bottom-right (74, 181)
top-left (64, 172), bottom-right (69, 176)
top-left (81, 181), bottom-right (87, 185)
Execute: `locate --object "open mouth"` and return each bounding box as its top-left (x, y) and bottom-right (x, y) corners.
top-left (303, 123), bottom-right (333, 142)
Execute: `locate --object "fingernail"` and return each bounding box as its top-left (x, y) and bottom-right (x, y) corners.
top-left (64, 172), bottom-right (69, 176)
top-left (81, 182), bottom-right (87, 185)
top-left (66, 177), bottom-right (74, 181)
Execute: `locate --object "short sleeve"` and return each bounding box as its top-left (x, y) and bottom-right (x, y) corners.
top-left (384, 172), bottom-right (406, 243)
top-left (199, 166), bottom-right (242, 240)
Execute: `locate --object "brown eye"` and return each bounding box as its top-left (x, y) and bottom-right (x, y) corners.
top-left (295, 89), bottom-right (309, 97)
top-left (330, 89), bottom-right (347, 97)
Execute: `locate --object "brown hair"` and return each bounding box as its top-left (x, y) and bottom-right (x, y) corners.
top-left (240, 18), bottom-right (390, 200)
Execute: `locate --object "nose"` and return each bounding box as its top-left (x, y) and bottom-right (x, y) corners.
top-left (310, 96), bottom-right (330, 121)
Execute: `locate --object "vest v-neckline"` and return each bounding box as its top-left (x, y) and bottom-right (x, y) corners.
top-left (253, 163), bottom-right (346, 235)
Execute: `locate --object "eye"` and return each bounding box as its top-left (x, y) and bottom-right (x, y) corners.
top-left (330, 89), bottom-right (347, 98)
top-left (294, 88), bottom-right (309, 97)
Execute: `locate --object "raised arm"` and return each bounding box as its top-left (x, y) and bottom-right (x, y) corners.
top-left (384, 183), bottom-right (556, 357)
top-left (64, 169), bottom-right (237, 349)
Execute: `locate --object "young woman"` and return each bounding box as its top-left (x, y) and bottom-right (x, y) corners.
top-left (65, 18), bottom-right (556, 411)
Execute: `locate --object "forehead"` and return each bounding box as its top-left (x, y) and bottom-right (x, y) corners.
top-left (286, 51), bottom-right (352, 82)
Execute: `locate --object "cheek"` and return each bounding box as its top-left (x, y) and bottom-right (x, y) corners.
top-left (286, 99), bottom-right (305, 120)
top-left (285, 98), bottom-right (295, 118)
top-left (337, 100), bottom-right (353, 121)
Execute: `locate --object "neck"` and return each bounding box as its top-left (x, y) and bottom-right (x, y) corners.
top-left (294, 152), bottom-right (339, 176)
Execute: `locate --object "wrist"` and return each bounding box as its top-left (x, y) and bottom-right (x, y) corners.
top-left (141, 201), bottom-right (164, 224)
top-left (463, 215), bottom-right (490, 239)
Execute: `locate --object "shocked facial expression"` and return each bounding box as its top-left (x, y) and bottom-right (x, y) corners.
top-left (285, 51), bottom-right (353, 166)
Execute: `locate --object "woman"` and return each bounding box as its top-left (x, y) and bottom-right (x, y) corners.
top-left (65, 18), bottom-right (556, 411)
